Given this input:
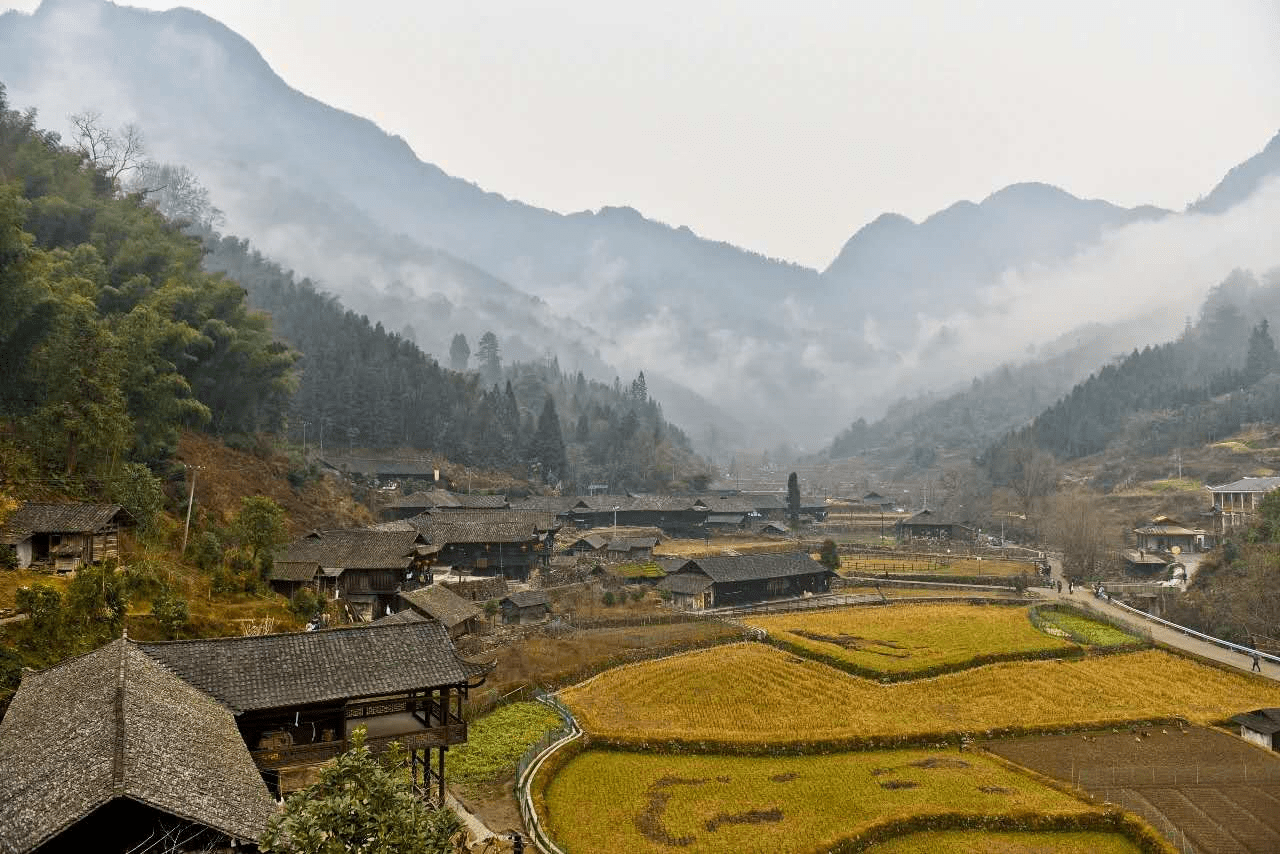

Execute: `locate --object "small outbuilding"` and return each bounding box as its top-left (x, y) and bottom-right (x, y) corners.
top-left (397, 584), bottom-right (483, 639)
top-left (896, 509), bottom-right (972, 542)
top-left (606, 537), bottom-right (658, 561)
top-left (1232, 708), bottom-right (1280, 751)
top-left (0, 502), bottom-right (133, 572)
top-left (658, 552), bottom-right (834, 610)
top-left (566, 534), bottom-right (608, 556)
top-left (500, 590), bottom-right (551, 625)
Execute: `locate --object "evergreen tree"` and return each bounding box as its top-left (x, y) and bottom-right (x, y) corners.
top-left (476, 331), bottom-right (501, 384)
top-left (1244, 319), bottom-right (1278, 384)
top-left (528, 395), bottom-right (568, 484)
top-left (448, 333), bottom-right (470, 372)
top-left (787, 472), bottom-right (801, 521)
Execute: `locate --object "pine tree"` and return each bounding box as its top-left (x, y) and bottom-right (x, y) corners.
top-left (1244, 319), bottom-right (1278, 384)
top-left (448, 333), bottom-right (469, 371)
top-left (476, 331), bottom-right (501, 384)
top-left (787, 472), bottom-right (801, 522)
top-left (529, 395), bottom-right (568, 483)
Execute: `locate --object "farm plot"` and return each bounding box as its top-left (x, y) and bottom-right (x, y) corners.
top-left (745, 603), bottom-right (1076, 677)
top-left (987, 727), bottom-right (1280, 854)
top-left (840, 555), bottom-right (1033, 578)
top-left (542, 748), bottom-right (1098, 854)
top-left (863, 830), bottom-right (1145, 853)
top-left (562, 644), bottom-right (1280, 748)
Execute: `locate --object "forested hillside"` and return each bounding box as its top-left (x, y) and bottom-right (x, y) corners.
top-left (985, 269), bottom-right (1280, 475)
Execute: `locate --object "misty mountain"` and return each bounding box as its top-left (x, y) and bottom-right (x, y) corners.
top-left (822, 183), bottom-right (1167, 328)
top-left (1190, 130), bottom-right (1280, 215)
top-left (3, 0), bottom-right (1277, 450)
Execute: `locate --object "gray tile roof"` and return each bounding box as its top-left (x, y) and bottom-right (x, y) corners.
top-left (390, 490), bottom-right (508, 510)
top-left (657, 573), bottom-right (714, 595)
top-left (399, 585), bottom-right (482, 629)
top-left (508, 496), bottom-right (579, 514)
top-left (0, 640), bottom-right (276, 853)
top-left (268, 560), bottom-right (321, 582)
top-left (372, 609), bottom-right (429, 626)
top-left (705, 514), bottom-right (746, 525)
top-left (1232, 708), bottom-right (1280, 735)
top-left (1208, 476), bottom-right (1280, 493)
top-left (138, 621), bottom-right (490, 713)
top-left (503, 590), bottom-right (550, 609)
top-left (680, 552), bottom-right (830, 584)
top-left (277, 529), bottom-right (427, 570)
top-left (411, 513), bottom-right (559, 545)
top-left (569, 534), bottom-right (608, 550)
top-left (607, 537), bottom-right (659, 552)
top-left (0, 503), bottom-right (128, 544)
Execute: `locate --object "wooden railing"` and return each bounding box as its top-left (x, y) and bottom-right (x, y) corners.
top-left (251, 722), bottom-right (467, 770)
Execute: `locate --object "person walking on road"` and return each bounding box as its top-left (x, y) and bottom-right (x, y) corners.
top-left (1253, 652), bottom-right (1263, 673)
top-left (1056, 580), bottom-right (1062, 594)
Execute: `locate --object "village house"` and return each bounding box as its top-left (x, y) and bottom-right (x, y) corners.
top-left (896, 509), bottom-right (973, 542)
top-left (703, 513), bottom-right (748, 534)
top-left (396, 584), bottom-right (483, 639)
top-left (380, 489), bottom-right (509, 521)
top-left (0, 638), bottom-right (278, 853)
top-left (0, 502), bottom-right (132, 572)
top-left (138, 621), bottom-right (490, 801)
top-left (320, 456), bottom-right (439, 487)
top-left (500, 589), bottom-right (551, 624)
top-left (1131, 515), bottom-right (1210, 554)
top-left (565, 533), bottom-right (608, 556)
top-left (271, 529), bottom-right (435, 620)
top-left (606, 536), bottom-right (659, 561)
top-left (410, 511), bottom-right (560, 582)
top-left (1231, 708), bottom-right (1280, 751)
top-left (657, 552), bottom-right (835, 610)
top-left (1205, 476), bottom-right (1280, 535)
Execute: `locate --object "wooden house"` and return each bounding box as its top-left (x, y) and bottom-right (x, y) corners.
top-left (657, 552), bottom-right (834, 610)
top-left (273, 529), bottom-right (436, 621)
top-left (1132, 516), bottom-right (1209, 554)
top-left (500, 590), bottom-right (551, 625)
top-left (381, 489), bottom-right (509, 521)
top-left (566, 533), bottom-right (608, 556)
top-left (896, 510), bottom-right (973, 542)
top-left (704, 513), bottom-right (747, 534)
top-left (567, 495), bottom-right (706, 535)
top-left (0, 639), bottom-right (277, 853)
top-left (140, 621), bottom-right (490, 801)
top-left (1231, 708), bottom-right (1280, 751)
top-left (397, 584), bottom-right (483, 639)
top-left (0, 503), bottom-right (132, 572)
top-left (411, 512), bottom-right (560, 582)
top-left (606, 536), bottom-right (658, 561)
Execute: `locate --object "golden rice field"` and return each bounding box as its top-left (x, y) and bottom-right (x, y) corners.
top-left (839, 555), bottom-right (1032, 577)
top-left (863, 830), bottom-right (1145, 854)
top-left (562, 644), bottom-right (1280, 746)
top-left (745, 604), bottom-right (1074, 675)
top-left (542, 748), bottom-right (1095, 854)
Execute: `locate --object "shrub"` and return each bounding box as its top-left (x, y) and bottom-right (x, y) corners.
top-left (289, 587), bottom-right (325, 623)
top-left (151, 587), bottom-right (190, 639)
top-left (602, 591), bottom-right (616, 607)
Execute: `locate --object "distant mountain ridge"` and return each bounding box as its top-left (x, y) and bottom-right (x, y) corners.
top-left (2, 0), bottom-right (1276, 449)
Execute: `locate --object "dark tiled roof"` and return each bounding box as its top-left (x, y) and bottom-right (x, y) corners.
top-left (508, 496), bottom-right (579, 514)
top-left (681, 552), bottom-right (830, 584)
top-left (139, 621), bottom-right (490, 713)
top-left (1232, 708), bottom-right (1280, 735)
top-left (503, 590), bottom-right (550, 609)
top-left (277, 529), bottom-right (426, 570)
top-left (0, 503), bottom-right (128, 544)
top-left (372, 609), bottom-right (428, 626)
top-left (606, 537), bottom-right (659, 553)
top-left (697, 496), bottom-right (759, 514)
top-left (399, 585), bottom-right (481, 629)
top-left (1208, 477), bottom-right (1280, 493)
top-left (657, 573), bottom-right (714, 595)
top-left (268, 560), bottom-right (320, 582)
top-left (569, 534), bottom-right (608, 550)
top-left (0, 640), bottom-right (276, 852)
top-left (413, 514), bottom-right (557, 545)
top-left (705, 514), bottom-right (746, 525)
top-left (391, 489), bottom-right (508, 510)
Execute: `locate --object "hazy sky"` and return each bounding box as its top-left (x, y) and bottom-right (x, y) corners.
top-left (5, 0), bottom-right (1279, 267)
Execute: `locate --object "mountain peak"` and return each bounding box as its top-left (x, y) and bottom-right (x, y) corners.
top-left (1191, 129), bottom-right (1280, 215)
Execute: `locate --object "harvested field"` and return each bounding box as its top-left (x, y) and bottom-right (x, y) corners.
top-left (561, 644), bottom-right (1280, 748)
top-left (863, 830), bottom-right (1145, 853)
top-left (987, 726), bottom-right (1280, 854)
top-left (840, 554), bottom-right (1033, 578)
top-left (482, 621), bottom-right (742, 698)
top-left (542, 748), bottom-right (1094, 854)
top-left (654, 538), bottom-right (797, 557)
top-left (745, 603), bottom-right (1074, 676)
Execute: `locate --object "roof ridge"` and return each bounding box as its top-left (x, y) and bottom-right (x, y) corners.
top-left (111, 638), bottom-right (127, 792)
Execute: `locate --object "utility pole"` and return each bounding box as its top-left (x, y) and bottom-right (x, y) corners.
top-left (302, 420), bottom-right (308, 459)
top-left (181, 465), bottom-right (203, 555)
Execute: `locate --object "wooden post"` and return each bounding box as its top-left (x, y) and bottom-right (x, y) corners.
top-left (438, 746), bottom-right (446, 806)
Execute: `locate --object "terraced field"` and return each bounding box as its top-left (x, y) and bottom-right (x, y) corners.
top-left (839, 554), bottom-right (1033, 577)
top-left (745, 603), bottom-right (1076, 676)
top-left (562, 644), bottom-right (1280, 747)
top-left (862, 830), bottom-right (1146, 853)
top-left (542, 748), bottom-right (1098, 854)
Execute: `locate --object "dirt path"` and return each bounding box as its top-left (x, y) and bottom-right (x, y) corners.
top-left (1046, 557), bottom-right (1279, 682)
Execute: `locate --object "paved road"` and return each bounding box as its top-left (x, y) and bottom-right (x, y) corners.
top-left (1044, 557), bottom-right (1279, 682)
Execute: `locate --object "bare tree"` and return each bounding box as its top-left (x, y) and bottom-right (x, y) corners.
top-left (1047, 490), bottom-right (1115, 581)
top-left (127, 161), bottom-right (224, 229)
top-left (69, 110), bottom-right (148, 185)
